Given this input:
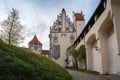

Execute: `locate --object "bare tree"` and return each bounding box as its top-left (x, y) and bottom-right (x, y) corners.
top-left (1, 8), bottom-right (23, 45)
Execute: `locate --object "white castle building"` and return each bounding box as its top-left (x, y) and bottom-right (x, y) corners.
top-left (49, 9), bottom-right (85, 67)
top-left (49, 0), bottom-right (120, 75)
top-left (73, 0), bottom-right (120, 74)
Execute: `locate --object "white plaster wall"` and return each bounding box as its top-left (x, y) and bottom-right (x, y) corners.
top-left (29, 44), bottom-right (42, 54)
top-left (91, 42), bottom-right (102, 73)
top-left (59, 33), bottom-right (74, 66)
top-left (76, 21), bottom-right (85, 38)
top-left (52, 33), bottom-right (75, 66)
top-left (111, 1), bottom-right (120, 57)
top-left (107, 30), bottom-right (120, 74)
top-left (74, 0), bottom-right (120, 74)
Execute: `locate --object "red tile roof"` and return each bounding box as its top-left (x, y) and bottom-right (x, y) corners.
top-left (74, 13), bottom-right (84, 21)
top-left (29, 35), bottom-right (42, 45)
top-left (42, 50), bottom-right (50, 55)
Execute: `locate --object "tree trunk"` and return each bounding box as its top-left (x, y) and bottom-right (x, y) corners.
top-left (9, 31), bottom-right (11, 45)
top-left (8, 16), bottom-right (15, 45)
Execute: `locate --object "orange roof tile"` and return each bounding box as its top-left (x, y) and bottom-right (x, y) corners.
top-left (29, 35), bottom-right (42, 45)
top-left (74, 13), bottom-right (84, 20)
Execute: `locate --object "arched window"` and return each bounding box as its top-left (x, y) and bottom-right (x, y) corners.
top-left (70, 34), bottom-right (74, 43)
top-left (53, 34), bottom-right (58, 43)
top-left (53, 45), bottom-right (60, 60)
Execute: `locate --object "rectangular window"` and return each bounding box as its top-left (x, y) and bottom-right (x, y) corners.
top-left (53, 36), bottom-right (58, 43)
top-left (59, 21), bottom-right (61, 25)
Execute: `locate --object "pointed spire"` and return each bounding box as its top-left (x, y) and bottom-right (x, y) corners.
top-left (62, 8), bottom-right (66, 13)
top-left (29, 35), bottom-right (42, 45)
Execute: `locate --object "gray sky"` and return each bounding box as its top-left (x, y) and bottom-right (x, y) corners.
top-left (0, 0), bottom-right (100, 50)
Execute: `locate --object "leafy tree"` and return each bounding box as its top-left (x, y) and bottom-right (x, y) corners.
top-left (1, 8), bottom-right (23, 45)
top-left (67, 46), bottom-right (87, 69)
top-left (78, 46), bottom-right (87, 70)
top-left (67, 46), bottom-right (79, 68)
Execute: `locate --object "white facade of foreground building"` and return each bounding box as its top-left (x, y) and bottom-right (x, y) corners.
top-left (73, 0), bottom-right (120, 74)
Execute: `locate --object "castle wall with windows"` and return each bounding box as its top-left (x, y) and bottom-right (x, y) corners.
top-left (49, 9), bottom-right (85, 67)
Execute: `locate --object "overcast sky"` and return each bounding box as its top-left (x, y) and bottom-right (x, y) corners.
top-left (0, 0), bottom-right (100, 50)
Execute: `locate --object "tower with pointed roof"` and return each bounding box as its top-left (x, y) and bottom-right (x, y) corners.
top-left (28, 35), bottom-right (42, 54)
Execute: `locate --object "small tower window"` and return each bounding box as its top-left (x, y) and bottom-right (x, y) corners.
top-left (59, 21), bottom-right (61, 25)
top-left (66, 27), bottom-right (69, 32)
top-left (55, 28), bottom-right (57, 31)
top-left (66, 27), bottom-right (69, 31)
top-left (58, 28), bottom-right (61, 32)
top-left (53, 34), bottom-right (58, 43)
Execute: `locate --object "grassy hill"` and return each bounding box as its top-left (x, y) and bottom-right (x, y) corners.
top-left (0, 41), bottom-right (72, 80)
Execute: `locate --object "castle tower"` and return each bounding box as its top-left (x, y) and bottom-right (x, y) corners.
top-left (73, 11), bottom-right (85, 38)
top-left (49, 9), bottom-right (85, 67)
top-left (28, 35), bottom-right (42, 54)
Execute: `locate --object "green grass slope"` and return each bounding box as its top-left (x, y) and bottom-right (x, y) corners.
top-left (0, 41), bottom-right (72, 80)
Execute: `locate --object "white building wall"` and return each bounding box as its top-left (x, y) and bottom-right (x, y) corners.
top-left (51, 33), bottom-right (75, 66)
top-left (76, 21), bottom-right (85, 38)
top-left (111, 0), bottom-right (120, 54)
top-left (107, 29), bottom-right (120, 74)
top-left (76, 0), bottom-right (120, 74)
top-left (74, 0), bottom-right (120, 74)
top-left (29, 44), bottom-right (42, 54)
top-left (91, 42), bottom-right (102, 73)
